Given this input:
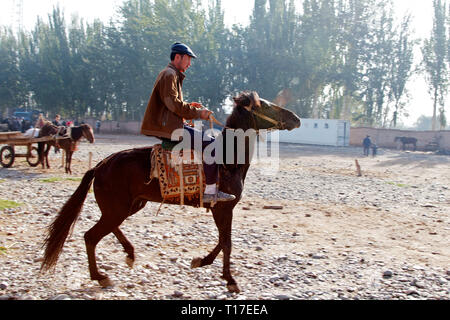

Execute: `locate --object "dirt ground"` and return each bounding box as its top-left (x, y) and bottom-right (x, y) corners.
top-left (0, 134), bottom-right (449, 300)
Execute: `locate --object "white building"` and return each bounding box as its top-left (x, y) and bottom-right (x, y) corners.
top-left (270, 118), bottom-right (350, 147)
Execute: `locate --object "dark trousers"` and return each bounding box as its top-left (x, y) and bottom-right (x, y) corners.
top-left (182, 125), bottom-right (218, 185)
top-left (363, 147), bottom-right (370, 156)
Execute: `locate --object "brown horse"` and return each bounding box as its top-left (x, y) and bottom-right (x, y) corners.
top-left (38, 122), bottom-right (95, 174)
top-left (40, 93), bottom-right (301, 293)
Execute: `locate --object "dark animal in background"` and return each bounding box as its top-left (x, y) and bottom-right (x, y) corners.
top-left (37, 122), bottom-right (95, 174)
top-left (395, 136), bottom-right (417, 151)
top-left (40, 94), bottom-right (301, 293)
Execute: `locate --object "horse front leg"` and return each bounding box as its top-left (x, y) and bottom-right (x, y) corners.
top-left (221, 218), bottom-right (240, 294)
top-left (214, 207), bottom-right (240, 293)
top-left (190, 209), bottom-right (224, 268)
top-left (191, 207), bottom-right (239, 293)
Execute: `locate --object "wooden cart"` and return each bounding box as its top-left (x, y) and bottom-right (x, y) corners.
top-left (0, 131), bottom-right (53, 168)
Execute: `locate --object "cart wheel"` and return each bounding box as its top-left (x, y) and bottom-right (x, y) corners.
top-left (27, 147), bottom-right (40, 167)
top-left (0, 146), bottom-right (15, 168)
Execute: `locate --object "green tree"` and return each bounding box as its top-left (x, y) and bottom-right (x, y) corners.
top-left (422, 0), bottom-right (449, 130)
top-left (83, 20), bottom-right (114, 118)
top-left (389, 15), bottom-right (415, 128)
top-left (0, 0), bottom-right (428, 128)
top-left (20, 7), bottom-right (74, 117)
top-left (239, 0), bottom-right (299, 104)
top-left (358, 0), bottom-right (396, 126)
top-left (333, 0), bottom-right (375, 121)
top-left (183, 0), bottom-right (232, 119)
top-left (0, 28), bottom-right (28, 116)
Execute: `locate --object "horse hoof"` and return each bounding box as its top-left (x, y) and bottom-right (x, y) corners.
top-left (98, 278), bottom-right (114, 288)
top-left (126, 257), bottom-right (134, 269)
top-left (227, 284), bottom-right (240, 294)
top-left (190, 257), bottom-right (202, 269)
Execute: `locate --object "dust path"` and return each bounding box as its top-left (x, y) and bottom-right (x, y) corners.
top-left (0, 135), bottom-right (448, 300)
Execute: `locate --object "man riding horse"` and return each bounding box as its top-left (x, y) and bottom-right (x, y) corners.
top-left (141, 42), bottom-right (235, 204)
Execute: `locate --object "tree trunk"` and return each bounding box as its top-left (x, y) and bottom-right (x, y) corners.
top-left (312, 91), bottom-right (319, 119)
top-left (342, 92), bottom-right (351, 121)
top-left (432, 87), bottom-right (438, 131)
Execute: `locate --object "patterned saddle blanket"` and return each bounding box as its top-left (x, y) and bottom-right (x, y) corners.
top-left (151, 144), bottom-right (206, 206)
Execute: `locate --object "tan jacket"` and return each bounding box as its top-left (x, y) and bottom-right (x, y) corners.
top-left (140, 63), bottom-right (201, 139)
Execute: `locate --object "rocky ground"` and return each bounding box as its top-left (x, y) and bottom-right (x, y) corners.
top-left (0, 134), bottom-right (449, 300)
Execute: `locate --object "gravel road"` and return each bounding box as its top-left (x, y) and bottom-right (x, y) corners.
top-left (0, 134), bottom-right (449, 300)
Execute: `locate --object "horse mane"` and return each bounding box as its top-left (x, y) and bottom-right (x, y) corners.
top-left (226, 91), bottom-right (261, 129)
top-left (39, 121), bottom-right (59, 137)
top-left (69, 124), bottom-right (92, 141)
top-left (70, 126), bottom-right (83, 140)
top-left (232, 91), bottom-right (261, 109)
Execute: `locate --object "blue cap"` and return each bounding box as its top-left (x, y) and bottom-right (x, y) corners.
top-left (171, 42), bottom-right (197, 59)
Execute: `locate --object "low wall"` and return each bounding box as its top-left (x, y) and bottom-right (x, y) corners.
top-left (83, 119), bottom-right (450, 151)
top-left (84, 119), bottom-right (141, 135)
top-left (350, 127), bottom-right (450, 151)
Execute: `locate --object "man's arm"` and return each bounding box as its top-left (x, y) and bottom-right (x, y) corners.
top-left (159, 73), bottom-right (202, 120)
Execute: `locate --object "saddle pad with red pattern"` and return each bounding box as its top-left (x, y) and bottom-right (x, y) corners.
top-left (152, 144), bottom-right (205, 204)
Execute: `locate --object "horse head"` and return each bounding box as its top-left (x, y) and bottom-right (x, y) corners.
top-left (227, 91), bottom-right (301, 132)
top-left (256, 98), bottom-right (301, 131)
top-left (80, 124), bottom-right (95, 143)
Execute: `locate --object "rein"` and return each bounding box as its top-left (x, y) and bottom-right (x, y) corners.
top-left (253, 111), bottom-right (282, 129)
top-left (209, 110), bottom-right (283, 132)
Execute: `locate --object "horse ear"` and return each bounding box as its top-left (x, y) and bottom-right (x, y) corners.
top-left (250, 91), bottom-right (261, 109)
top-left (273, 89), bottom-right (292, 108)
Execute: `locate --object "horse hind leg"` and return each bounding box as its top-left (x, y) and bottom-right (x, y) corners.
top-left (44, 144), bottom-right (51, 169)
top-left (84, 217), bottom-right (121, 288)
top-left (113, 228), bottom-right (135, 268)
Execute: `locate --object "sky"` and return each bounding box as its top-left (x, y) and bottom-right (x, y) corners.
top-left (0, 0), bottom-right (448, 126)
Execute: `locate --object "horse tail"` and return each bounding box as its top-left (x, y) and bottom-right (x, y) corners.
top-left (41, 168), bottom-right (96, 272)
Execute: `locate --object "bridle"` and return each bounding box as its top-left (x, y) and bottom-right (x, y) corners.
top-left (209, 106), bottom-right (285, 133)
top-left (250, 108), bottom-right (285, 131)
top-left (206, 105), bottom-right (284, 170)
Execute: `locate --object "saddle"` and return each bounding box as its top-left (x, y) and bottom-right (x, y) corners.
top-left (52, 127), bottom-right (78, 151)
top-left (150, 144), bottom-right (206, 206)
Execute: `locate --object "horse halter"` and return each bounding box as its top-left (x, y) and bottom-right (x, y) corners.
top-left (251, 109), bottom-right (285, 131)
top-left (209, 106), bottom-right (285, 133)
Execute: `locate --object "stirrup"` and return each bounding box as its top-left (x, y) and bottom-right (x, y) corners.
top-left (203, 191), bottom-right (236, 204)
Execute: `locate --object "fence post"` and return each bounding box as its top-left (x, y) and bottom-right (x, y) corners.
top-left (89, 152), bottom-right (93, 169)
